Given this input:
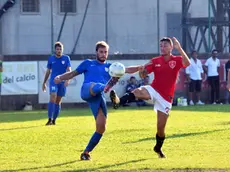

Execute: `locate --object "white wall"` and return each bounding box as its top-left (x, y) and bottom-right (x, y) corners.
top-left (0, 0), bottom-right (211, 55)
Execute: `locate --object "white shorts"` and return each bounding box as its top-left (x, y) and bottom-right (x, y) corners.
top-left (140, 85), bottom-right (172, 115)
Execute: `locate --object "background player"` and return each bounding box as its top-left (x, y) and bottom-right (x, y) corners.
top-left (42, 42), bottom-right (71, 125)
top-left (110, 37), bottom-right (190, 158)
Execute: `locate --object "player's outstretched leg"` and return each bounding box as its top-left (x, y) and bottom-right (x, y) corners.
top-left (104, 77), bottom-right (120, 93)
top-left (110, 90), bottom-right (136, 109)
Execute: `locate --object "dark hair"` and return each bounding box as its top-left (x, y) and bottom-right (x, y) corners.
top-left (95, 41), bottom-right (109, 51)
top-left (160, 37), bottom-right (173, 46)
top-left (191, 50), bottom-right (197, 55)
top-left (212, 49), bottom-right (218, 53)
top-left (54, 42), bottom-right (63, 49)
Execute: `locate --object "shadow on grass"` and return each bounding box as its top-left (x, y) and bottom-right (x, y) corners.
top-left (1, 158), bottom-right (147, 172)
top-left (67, 158), bottom-right (148, 172)
top-left (123, 128), bottom-right (230, 144)
top-left (1, 160), bottom-right (77, 172)
top-left (218, 121), bottom-right (230, 125)
top-left (0, 108), bottom-right (92, 123)
top-left (0, 125), bottom-right (42, 132)
top-left (138, 168), bottom-right (229, 172)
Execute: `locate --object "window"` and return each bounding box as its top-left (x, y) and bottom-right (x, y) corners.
top-left (21, 0), bottom-right (40, 13)
top-left (60, 0), bottom-right (77, 13)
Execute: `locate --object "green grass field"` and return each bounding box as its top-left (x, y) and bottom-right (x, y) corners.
top-left (0, 105), bottom-right (230, 172)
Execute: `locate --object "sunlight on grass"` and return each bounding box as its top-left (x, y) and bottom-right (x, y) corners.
top-left (0, 105), bottom-right (230, 171)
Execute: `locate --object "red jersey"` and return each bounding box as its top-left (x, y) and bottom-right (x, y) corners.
top-left (145, 55), bottom-right (186, 103)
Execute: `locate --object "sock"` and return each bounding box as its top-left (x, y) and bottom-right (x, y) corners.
top-left (48, 102), bottom-right (55, 119)
top-left (119, 92), bottom-right (136, 105)
top-left (53, 104), bottom-right (61, 120)
top-left (84, 132), bottom-right (102, 153)
top-left (92, 83), bottom-right (105, 95)
top-left (104, 77), bottom-right (119, 93)
top-left (155, 134), bottom-right (165, 149)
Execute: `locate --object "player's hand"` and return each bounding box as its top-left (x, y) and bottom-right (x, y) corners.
top-left (172, 37), bottom-right (182, 50)
top-left (64, 81), bottom-right (69, 87)
top-left (54, 75), bottom-right (62, 84)
top-left (42, 83), bottom-right (47, 92)
top-left (138, 65), bottom-right (147, 78)
top-left (227, 83), bottom-right (230, 92)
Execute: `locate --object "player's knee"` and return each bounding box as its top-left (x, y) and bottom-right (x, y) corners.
top-left (132, 89), bottom-right (141, 97)
top-left (89, 83), bottom-right (96, 96)
top-left (96, 124), bottom-right (106, 134)
top-left (132, 88), bottom-right (149, 100)
top-left (55, 96), bottom-right (62, 104)
top-left (50, 94), bottom-right (57, 103)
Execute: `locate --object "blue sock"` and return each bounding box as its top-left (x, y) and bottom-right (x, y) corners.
top-left (48, 102), bottom-right (55, 119)
top-left (85, 132), bottom-right (102, 153)
top-left (53, 104), bottom-right (61, 120)
top-left (92, 83), bottom-right (105, 95)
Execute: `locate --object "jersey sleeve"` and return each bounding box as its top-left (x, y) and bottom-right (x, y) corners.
top-left (217, 59), bottom-right (220, 67)
top-left (66, 56), bottom-right (71, 67)
top-left (47, 56), bottom-right (52, 69)
top-left (185, 65), bottom-right (190, 74)
top-left (205, 59), bottom-right (209, 66)
top-left (199, 61), bottom-right (204, 73)
top-left (76, 59), bottom-right (90, 74)
top-left (145, 59), bottom-right (155, 74)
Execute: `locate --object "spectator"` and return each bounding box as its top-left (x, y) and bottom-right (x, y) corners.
top-left (225, 58), bottom-right (230, 104)
top-left (185, 50), bottom-right (204, 105)
top-left (204, 49), bottom-right (220, 104)
top-left (126, 76), bottom-right (138, 93)
top-left (124, 76), bottom-right (141, 106)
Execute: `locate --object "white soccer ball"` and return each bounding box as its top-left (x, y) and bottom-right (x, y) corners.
top-left (109, 62), bottom-right (126, 77)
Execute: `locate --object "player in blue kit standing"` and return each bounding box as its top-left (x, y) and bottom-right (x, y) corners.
top-left (42, 42), bottom-right (71, 125)
top-left (54, 41), bottom-right (137, 160)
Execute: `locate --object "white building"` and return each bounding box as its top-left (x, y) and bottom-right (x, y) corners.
top-left (0, 0), bottom-right (211, 55)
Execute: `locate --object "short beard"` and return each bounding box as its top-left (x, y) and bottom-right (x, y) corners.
top-left (56, 53), bottom-right (62, 57)
top-left (96, 56), bottom-right (105, 63)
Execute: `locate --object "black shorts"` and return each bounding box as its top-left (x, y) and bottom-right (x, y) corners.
top-left (189, 79), bottom-right (202, 92)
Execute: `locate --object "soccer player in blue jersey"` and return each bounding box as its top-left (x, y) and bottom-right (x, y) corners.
top-left (54, 41), bottom-right (137, 160)
top-left (42, 42), bottom-right (71, 125)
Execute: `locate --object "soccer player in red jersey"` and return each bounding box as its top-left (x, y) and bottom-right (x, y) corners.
top-left (110, 37), bottom-right (190, 158)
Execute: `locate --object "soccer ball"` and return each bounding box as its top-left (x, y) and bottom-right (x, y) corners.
top-left (109, 62), bottom-right (126, 77)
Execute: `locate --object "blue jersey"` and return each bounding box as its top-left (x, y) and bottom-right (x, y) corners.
top-left (76, 59), bottom-right (111, 84)
top-left (47, 54), bottom-right (71, 83)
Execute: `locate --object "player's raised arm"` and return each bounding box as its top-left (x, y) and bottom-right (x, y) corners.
top-left (54, 70), bottom-right (79, 84)
top-left (172, 37), bottom-right (190, 67)
top-left (125, 65), bottom-right (142, 74)
top-left (125, 60), bottom-right (154, 76)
